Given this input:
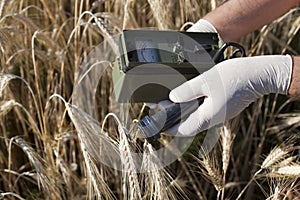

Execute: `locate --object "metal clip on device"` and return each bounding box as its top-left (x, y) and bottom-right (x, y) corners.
top-left (112, 30), bottom-right (246, 143)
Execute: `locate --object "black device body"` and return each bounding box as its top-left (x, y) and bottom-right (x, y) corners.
top-left (113, 30), bottom-right (219, 102)
top-left (138, 98), bottom-right (203, 143)
top-left (112, 30), bottom-right (246, 143)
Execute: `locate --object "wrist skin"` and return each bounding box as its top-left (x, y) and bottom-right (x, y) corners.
top-left (289, 56), bottom-right (300, 97)
top-left (203, 0), bottom-right (300, 42)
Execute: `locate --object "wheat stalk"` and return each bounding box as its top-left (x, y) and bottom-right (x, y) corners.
top-left (0, 74), bottom-right (15, 98)
top-left (219, 123), bottom-right (235, 200)
top-left (266, 177), bottom-right (300, 200)
top-left (220, 124), bottom-right (234, 177)
top-left (0, 100), bottom-right (20, 116)
top-left (0, 74), bottom-right (43, 135)
top-left (202, 158), bottom-right (223, 191)
top-left (0, 0), bottom-right (9, 19)
top-left (147, 0), bottom-right (173, 30)
top-left (0, 192), bottom-right (25, 200)
top-left (142, 142), bottom-right (187, 200)
top-left (122, 0), bottom-right (130, 30)
top-left (77, 11), bottom-right (118, 52)
top-left (105, 112), bottom-right (142, 200)
top-left (9, 136), bottom-right (57, 195)
top-left (237, 139), bottom-right (300, 199)
top-left (119, 128), bottom-right (142, 200)
top-left (50, 94), bottom-right (116, 199)
top-left (196, 146), bottom-right (223, 192)
top-left (140, 142), bottom-right (155, 199)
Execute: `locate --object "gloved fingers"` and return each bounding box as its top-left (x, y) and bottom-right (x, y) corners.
top-left (169, 75), bottom-right (208, 103)
top-left (163, 97), bottom-right (215, 136)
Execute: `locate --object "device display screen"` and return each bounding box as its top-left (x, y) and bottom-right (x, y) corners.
top-left (135, 39), bottom-right (183, 63)
top-left (135, 40), bottom-right (161, 62)
top-left (122, 30), bottom-right (218, 68)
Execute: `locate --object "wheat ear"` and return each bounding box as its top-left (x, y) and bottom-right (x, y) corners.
top-left (117, 121), bottom-right (142, 200)
top-left (10, 136), bottom-right (56, 195)
top-left (50, 94), bottom-right (116, 199)
top-left (142, 142), bottom-right (187, 200)
top-left (147, 0), bottom-right (173, 29)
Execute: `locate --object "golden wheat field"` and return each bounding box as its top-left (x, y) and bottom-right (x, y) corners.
top-left (0, 0), bottom-right (300, 199)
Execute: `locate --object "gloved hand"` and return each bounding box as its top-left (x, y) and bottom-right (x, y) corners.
top-left (165, 55), bottom-right (293, 136)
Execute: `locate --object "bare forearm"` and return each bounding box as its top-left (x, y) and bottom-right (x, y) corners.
top-left (204, 0), bottom-right (299, 42)
top-left (289, 56), bottom-right (300, 97)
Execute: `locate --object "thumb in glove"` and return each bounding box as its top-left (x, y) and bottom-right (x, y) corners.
top-left (165, 55), bottom-right (293, 136)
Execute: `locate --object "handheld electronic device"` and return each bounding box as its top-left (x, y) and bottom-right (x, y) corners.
top-left (112, 30), bottom-right (245, 143)
top-left (112, 30), bottom-right (219, 102)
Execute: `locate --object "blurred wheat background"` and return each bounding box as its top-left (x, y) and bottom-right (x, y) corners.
top-left (0, 0), bottom-right (300, 199)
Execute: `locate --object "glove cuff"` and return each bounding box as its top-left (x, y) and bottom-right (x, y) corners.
top-left (262, 55), bottom-right (293, 95)
top-left (285, 54), bottom-right (293, 95)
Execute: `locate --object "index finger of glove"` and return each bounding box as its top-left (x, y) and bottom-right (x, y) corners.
top-left (170, 75), bottom-right (208, 103)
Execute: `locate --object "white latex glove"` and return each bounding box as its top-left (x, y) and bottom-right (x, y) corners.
top-left (165, 55), bottom-right (293, 136)
top-left (187, 19), bottom-right (218, 33)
